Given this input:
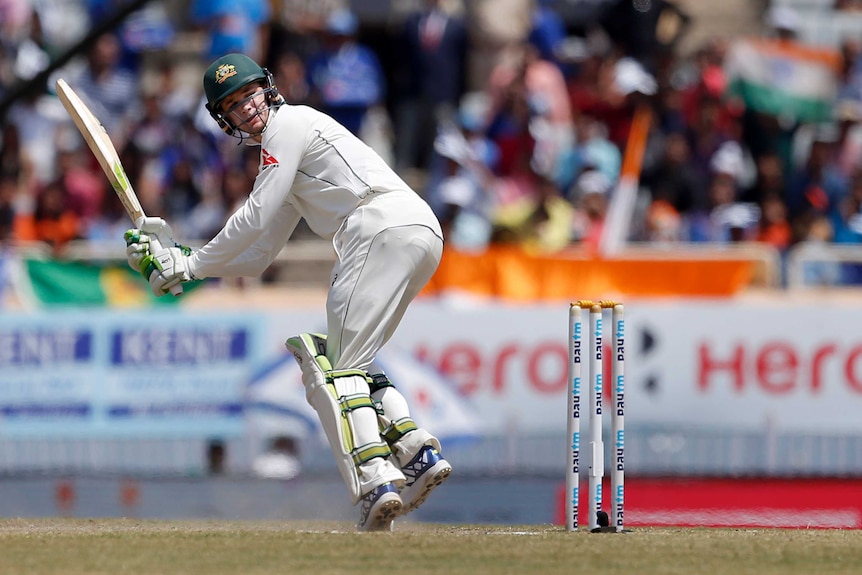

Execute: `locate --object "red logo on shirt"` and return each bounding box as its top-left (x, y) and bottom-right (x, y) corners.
top-left (261, 149), bottom-right (279, 169)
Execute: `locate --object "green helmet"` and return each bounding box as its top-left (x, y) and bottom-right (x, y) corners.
top-left (203, 53), bottom-right (267, 112)
top-left (203, 53), bottom-right (282, 137)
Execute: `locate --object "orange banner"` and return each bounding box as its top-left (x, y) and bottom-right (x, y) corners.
top-left (422, 246), bottom-right (757, 300)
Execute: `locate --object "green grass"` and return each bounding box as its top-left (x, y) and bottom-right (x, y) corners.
top-left (0, 519), bottom-right (861, 575)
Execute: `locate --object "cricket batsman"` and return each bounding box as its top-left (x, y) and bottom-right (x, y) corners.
top-left (124, 53), bottom-right (452, 531)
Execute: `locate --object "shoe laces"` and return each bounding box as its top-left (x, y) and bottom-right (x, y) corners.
top-left (402, 446), bottom-right (440, 485)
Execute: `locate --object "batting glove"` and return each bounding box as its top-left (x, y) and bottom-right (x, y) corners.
top-left (124, 229), bottom-right (152, 272)
top-left (125, 228), bottom-right (193, 274)
top-left (140, 246), bottom-right (195, 296)
top-left (137, 216), bottom-right (176, 250)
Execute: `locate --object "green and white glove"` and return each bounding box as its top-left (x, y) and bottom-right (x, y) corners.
top-left (124, 229), bottom-right (152, 272)
top-left (124, 217), bottom-right (177, 272)
top-left (137, 216), bottom-right (176, 248)
top-left (140, 246), bottom-right (195, 296)
top-left (123, 217), bottom-right (194, 296)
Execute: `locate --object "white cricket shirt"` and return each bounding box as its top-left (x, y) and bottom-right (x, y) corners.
top-left (187, 104), bottom-right (436, 279)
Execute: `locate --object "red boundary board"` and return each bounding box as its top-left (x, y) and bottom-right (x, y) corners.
top-left (556, 478), bottom-right (862, 529)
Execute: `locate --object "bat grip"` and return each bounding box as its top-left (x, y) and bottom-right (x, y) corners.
top-left (148, 236), bottom-right (183, 297)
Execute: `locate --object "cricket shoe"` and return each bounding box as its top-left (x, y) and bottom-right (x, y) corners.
top-left (357, 482), bottom-right (402, 532)
top-left (399, 446), bottom-right (452, 513)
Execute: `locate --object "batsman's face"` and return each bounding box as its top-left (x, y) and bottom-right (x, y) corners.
top-left (222, 83), bottom-right (269, 135)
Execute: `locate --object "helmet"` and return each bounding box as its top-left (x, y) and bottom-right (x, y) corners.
top-left (203, 53), bottom-right (283, 137)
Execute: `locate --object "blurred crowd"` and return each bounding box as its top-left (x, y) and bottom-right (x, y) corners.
top-left (1, 0), bottom-right (862, 280)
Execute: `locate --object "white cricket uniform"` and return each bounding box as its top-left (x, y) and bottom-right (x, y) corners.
top-left (187, 104), bottom-right (443, 371)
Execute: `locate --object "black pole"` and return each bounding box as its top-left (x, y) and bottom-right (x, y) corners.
top-left (0, 0), bottom-right (155, 120)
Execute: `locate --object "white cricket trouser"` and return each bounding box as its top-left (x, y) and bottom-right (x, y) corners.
top-left (326, 189), bottom-right (443, 371)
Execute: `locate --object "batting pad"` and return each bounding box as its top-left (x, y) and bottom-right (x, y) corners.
top-left (285, 334), bottom-right (403, 503)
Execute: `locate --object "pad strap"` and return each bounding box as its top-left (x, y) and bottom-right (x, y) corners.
top-left (369, 372), bottom-right (395, 394)
top-left (352, 441), bottom-right (392, 465)
top-left (382, 417), bottom-right (419, 444)
top-left (339, 393), bottom-right (375, 411)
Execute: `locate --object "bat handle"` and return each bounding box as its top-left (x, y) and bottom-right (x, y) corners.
top-left (148, 235), bottom-right (184, 297)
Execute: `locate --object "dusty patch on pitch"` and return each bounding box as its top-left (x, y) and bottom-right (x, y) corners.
top-left (0, 518), bottom-right (349, 536)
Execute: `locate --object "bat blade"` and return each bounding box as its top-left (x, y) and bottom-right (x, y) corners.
top-left (56, 78), bottom-right (182, 296)
top-left (56, 78), bottom-right (145, 224)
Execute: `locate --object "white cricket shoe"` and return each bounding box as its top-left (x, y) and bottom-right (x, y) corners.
top-left (399, 446), bottom-right (452, 513)
top-left (357, 482), bottom-right (402, 531)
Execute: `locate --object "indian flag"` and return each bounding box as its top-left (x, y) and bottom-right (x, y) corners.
top-left (9, 258), bottom-right (201, 307)
top-left (725, 38), bottom-right (840, 123)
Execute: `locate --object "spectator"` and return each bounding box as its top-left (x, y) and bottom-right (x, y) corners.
top-left (72, 33), bottom-right (139, 141)
top-left (597, 56), bottom-right (657, 151)
top-left (127, 92), bottom-right (172, 159)
top-left (6, 86), bottom-right (64, 187)
top-left (269, 0), bottom-right (344, 61)
top-left (522, 42), bottom-right (575, 183)
top-left (835, 37), bottom-right (862, 105)
top-left (686, 141), bottom-right (748, 242)
top-left (830, 168), bottom-right (862, 282)
top-left (305, 9), bottom-right (385, 138)
top-left (566, 28), bottom-right (615, 118)
top-left (641, 130), bottom-right (705, 216)
top-left (162, 157), bottom-right (203, 229)
top-left (600, 0), bottom-right (691, 74)
top-left (151, 62), bottom-right (200, 122)
top-left (431, 124), bottom-right (495, 252)
top-left (756, 192), bottom-right (792, 250)
top-left (712, 201), bottom-right (761, 242)
top-left (156, 114), bottom-right (224, 233)
top-left (485, 53), bottom-right (535, 180)
top-left (488, 41), bottom-right (574, 181)
top-left (0, 172), bottom-right (16, 242)
top-left (425, 92), bottom-right (499, 214)
top-left (795, 211), bottom-right (841, 284)
top-left (762, 7), bottom-right (800, 43)
top-left (567, 113), bottom-right (620, 191)
top-left (0, 172), bottom-right (14, 309)
top-left (830, 168), bottom-right (862, 244)
top-left (528, 0), bottom-right (567, 70)
top-left (0, 0), bottom-right (31, 53)
top-left (830, 101), bottom-right (862, 183)
top-left (10, 9), bottom-right (54, 84)
top-left (569, 168), bottom-right (611, 251)
top-left (685, 95), bottom-right (735, 192)
top-left (643, 196), bottom-right (683, 243)
top-left (84, 172), bottom-right (129, 241)
top-left (14, 180), bottom-right (81, 254)
top-left (679, 41), bottom-right (740, 135)
top-left (785, 123), bottom-right (848, 222)
top-left (270, 50), bottom-right (309, 105)
top-left (465, 0), bottom-right (533, 91)
top-left (393, 0), bottom-right (468, 172)
top-left (189, 0), bottom-right (271, 63)
top-left (0, 122), bottom-right (28, 185)
top-left (742, 151), bottom-right (786, 207)
top-left (53, 133), bottom-right (105, 234)
top-left (85, 0), bottom-right (175, 72)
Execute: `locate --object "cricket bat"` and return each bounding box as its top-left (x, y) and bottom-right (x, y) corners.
top-left (55, 78), bottom-right (182, 295)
